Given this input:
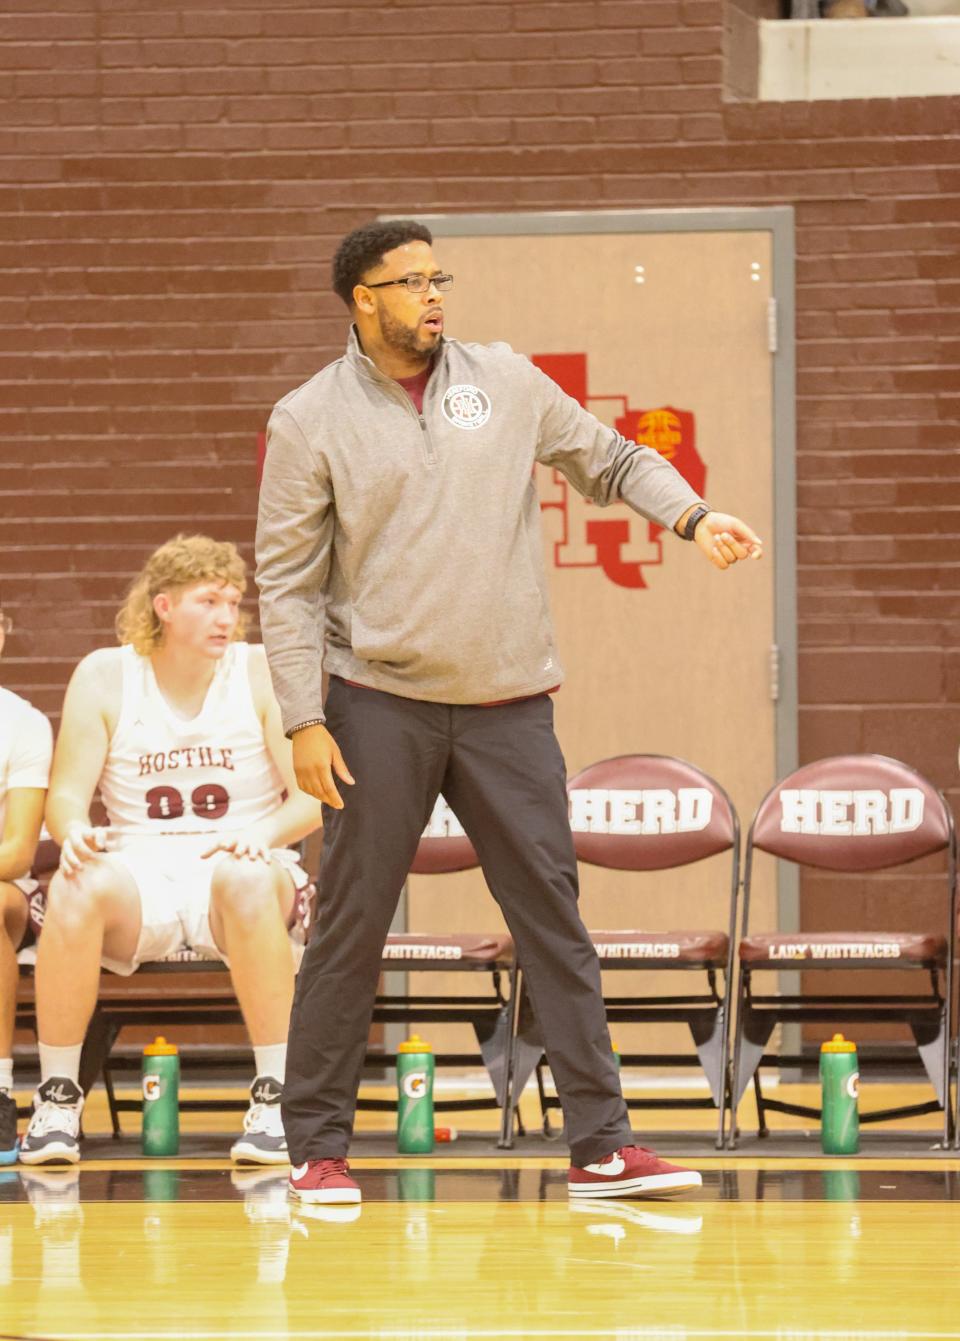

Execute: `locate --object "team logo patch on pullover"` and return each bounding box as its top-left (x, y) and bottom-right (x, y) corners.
top-left (442, 384), bottom-right (491, 430)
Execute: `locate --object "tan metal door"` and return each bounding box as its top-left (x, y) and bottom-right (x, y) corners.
top-left (407, 222), bottom-right (782, 1066)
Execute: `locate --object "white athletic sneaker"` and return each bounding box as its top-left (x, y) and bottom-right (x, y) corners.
top-left (19, 1078), bottom-right (84, 1166)
top-left (230, 1076), bottom-right (288, 1165)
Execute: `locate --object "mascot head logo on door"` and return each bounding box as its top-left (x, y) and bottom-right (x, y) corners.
top-left (533, 353), bottom-right (706, 591)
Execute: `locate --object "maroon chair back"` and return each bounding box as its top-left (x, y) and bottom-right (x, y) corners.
top-left (410, 795), bottom-right (480, 875)
top-left (567, 754), bottom-right (737, 872)
top-left (750, 754), bottom-right (952, 872)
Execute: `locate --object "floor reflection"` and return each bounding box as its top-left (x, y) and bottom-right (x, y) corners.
top-left (4, 1165), bottom-right (960, 1338)
top-left (2, 1162), bottom-right (959, 1205)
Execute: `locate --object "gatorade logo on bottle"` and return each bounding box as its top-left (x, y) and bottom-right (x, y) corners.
top-left (143, 1074), bottom-right (161, 1101)
top-left (845, 1072), bottom-right (860, 1101)
top-left (402, 1071), bottom-right (427, 1100)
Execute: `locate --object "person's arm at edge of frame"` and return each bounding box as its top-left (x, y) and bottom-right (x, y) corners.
top-left (0, 707), bottom-right (52, 882)
top-left (0, 790), bottom-right (46, 883)
top-left (44, 651), bottom-right (115, 877)
top-left (530, 360), bottom-right (763, 570)
top-left (255, 404), bottom-right (355, 810)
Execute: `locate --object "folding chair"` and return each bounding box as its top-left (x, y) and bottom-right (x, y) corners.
top-left (729, 753), bottom-right (957, 1148)
top-left (525, 754), bottom-right (740, 1149)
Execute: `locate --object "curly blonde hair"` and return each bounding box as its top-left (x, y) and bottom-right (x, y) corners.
top-left (116, 535), bottom-right (249, 655)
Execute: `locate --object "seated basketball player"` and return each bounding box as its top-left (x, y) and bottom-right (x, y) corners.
top-left (0, 605), bottom-right (53, 1163)
top-left (19, 536), bottom-right (324, 1166)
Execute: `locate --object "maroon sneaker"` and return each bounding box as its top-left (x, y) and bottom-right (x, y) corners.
top-left (568, 1145), bottom-right (702, 1199)
top-left (288, 1158), bottom-right (361, 1205)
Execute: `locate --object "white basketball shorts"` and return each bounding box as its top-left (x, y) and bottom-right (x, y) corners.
top-left (97, 835), bottom-right (313, 976)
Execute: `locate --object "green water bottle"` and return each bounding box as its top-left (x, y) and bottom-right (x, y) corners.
top-left (141, 1036), bottom-right (180, 1157)
top-left (397, 1167), bottom-right (436, 1201)
top-left (820, 1033), bottom-right (859, 1155)
top-left (397, 1035), bottom-right (434, 1154)
top-left (143, 1168), bottom-right (181, 1201)
top-left (822, 1169), bottom-right (861, 1201)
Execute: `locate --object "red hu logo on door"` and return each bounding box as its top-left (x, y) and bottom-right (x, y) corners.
top-left (534, 353), bottom-right (706, 590)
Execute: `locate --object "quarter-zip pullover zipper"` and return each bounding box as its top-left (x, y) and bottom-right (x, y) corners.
top-left (417, 413), bottom-right (437, 467)
top-left (361, 359), bottom-right (439, 469)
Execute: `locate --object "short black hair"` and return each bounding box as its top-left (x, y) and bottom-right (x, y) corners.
top-left (331, 219), bottom-right (434, 308)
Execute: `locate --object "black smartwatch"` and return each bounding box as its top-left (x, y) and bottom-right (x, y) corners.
top-left (681, 504), bottom-right (712, 541)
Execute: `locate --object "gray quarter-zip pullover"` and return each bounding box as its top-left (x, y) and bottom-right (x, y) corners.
top-left (255, 328), bottom-right (702, 735)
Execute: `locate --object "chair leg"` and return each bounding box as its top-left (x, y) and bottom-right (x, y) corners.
top-left (717, 1049), bottom-right (733, 1151)
top-left (535, 1061), bottom-right (558, 1138)
top-left (716, 987), bottom-right (732, 1151)
top-left (78, 1008), bottom-right (120, 1099)
top-left (753, 1070), bottom-right (769, 1139)
top-left (727, 969), bottom-right (749, 1150)
top-left (77, 1008), bottom-right (121, 1143)
top-left (496, 967), bottom-right (545, 1147)
top-left (497, 964), bottom-right (523, 1150)
top-left (940, 997), bottom-right (951, 1150)
top-left (102, 1062), bottom-right (122, 1140)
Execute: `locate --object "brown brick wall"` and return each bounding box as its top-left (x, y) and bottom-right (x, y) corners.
top-left (2, 1), bottom-right (958, 940)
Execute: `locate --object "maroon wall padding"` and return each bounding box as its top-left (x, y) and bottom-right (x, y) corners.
top-left (568, 754), bottom-right (736, 871)
top-left (750, 753), bottom-right (952, 871)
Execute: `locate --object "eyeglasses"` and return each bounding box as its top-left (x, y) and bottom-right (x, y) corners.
top-left (364, 273), bottom-right (454, 295)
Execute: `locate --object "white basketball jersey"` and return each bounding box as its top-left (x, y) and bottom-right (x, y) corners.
top-left (100, 643), bottom-right (286, 837)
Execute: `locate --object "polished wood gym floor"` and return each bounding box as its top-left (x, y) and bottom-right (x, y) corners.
top-left (3, 1083), bottom-right (960, 1340)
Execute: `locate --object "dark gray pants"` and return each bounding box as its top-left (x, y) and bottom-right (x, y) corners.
top-left (282, 678), bottom-right (632, 1167)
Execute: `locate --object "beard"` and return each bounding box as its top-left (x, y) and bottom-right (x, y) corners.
top-left (377, 304), bottom-right (440, 362)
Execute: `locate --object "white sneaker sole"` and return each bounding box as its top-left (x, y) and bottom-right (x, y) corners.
top-left (230, 1140), bottom-right (290, 1166)
top-left (19, 1142), bottom-right (80, 1167)
top-left (568, 1170), bottom-right (702, 1198)
top-left (288, 1183), bottom-right (362, 1205)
